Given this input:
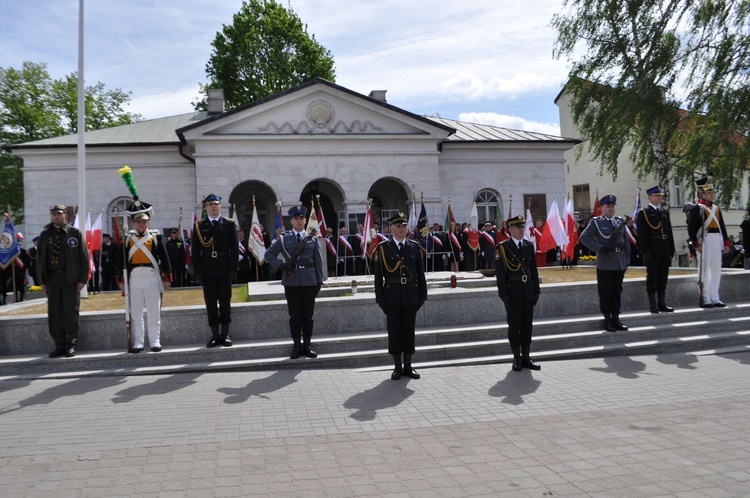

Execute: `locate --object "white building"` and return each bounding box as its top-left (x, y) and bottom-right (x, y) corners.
top-left (10, 79), bottom-right (577, 238)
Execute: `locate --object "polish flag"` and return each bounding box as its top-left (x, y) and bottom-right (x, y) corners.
top-left (563, 197), bottom-right (577, 260)
top-left (538, 199), bottom-right (568, 252)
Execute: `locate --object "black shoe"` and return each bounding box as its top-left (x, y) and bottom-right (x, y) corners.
top-left (613, 317), bottom-right (628, 331)
top-left (402, 367), bottom-right (420, 379)
top-left (49, 348), bottom-right (65, 358)
top-left (206, 335), bottom-right (221, 348)
top-left (221, 335), bottom-right (233, 347)
top-left (522, 357), bottom-right (541, 370)
top-left (512, 356), bottom-right (522, 371)
top-left (130, 347), bottom-right (143, 354)
top-left (301, 347), bottom-right (317, 358)
top-left (290, 346), bottom-right (301, 359)
top-left (714, 301), bottom-right (726, 308)
top-left (391, 368), bottom-right (402, 380)
top-left (65, 346), bottom-right (76, 357)
top-left (703, 303), bottom-right (715, 309)
top-left (150, 346), bottom-right (162, 352)
top-left (604, 318), bottom-right (617, 332)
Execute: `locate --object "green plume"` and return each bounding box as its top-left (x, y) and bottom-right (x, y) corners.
top-left (118, 165), bottom-right (138, 198)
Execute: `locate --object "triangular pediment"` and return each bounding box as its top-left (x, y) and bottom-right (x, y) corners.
top-left (178, 80), bottom-right (454, 141)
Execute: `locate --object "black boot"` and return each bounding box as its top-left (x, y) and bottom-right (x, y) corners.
top-left (612, 313), bottom-right (628, 331)
top-left (301, 337), bottom-right (317, 358)
top-left (290, 337), bottom-right (301, 359)
top-left (402, 353), bottom-right (420, 379)
top-left (220, 323), bottom-right (232, 346)
top-left (391, 353), bottom-right (402, 380)
top-left (206, 325), bottom-right (221, 348)
top-left (648, 293), bottom-right (659, 313)
top-left (604, 314), bottom-right (616, 332)
top-left (521, 344), bottom-right (541, 370)
top-left (511, 346), bottom-right (522, 371)
top-left (657, 292), bottom-right (674, 312)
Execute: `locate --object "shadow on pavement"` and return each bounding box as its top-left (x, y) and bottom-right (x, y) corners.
top-left (1, 376), bottom-right (126, 415)
top-left (343, 378), bottom-right (415, 421)
top-left (655, 353), bottom-right (699, 369)
top-left (217, 369), bottom-right (300, 404)
top-left (589, 356), bottom-right (648, 379)
top-left (111, 372), bottom-right (202, 404)
top-left (488, 370), bottom-right (541, 405)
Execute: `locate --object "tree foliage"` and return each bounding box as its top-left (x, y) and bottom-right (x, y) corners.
top-left (0, 61), bottom-right (141, 222)
top-left (194, 0), bottom-right (336, 110)
top-left (552, 0), bottom-right (749, 208)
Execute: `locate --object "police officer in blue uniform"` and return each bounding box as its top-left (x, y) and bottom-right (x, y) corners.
top-left (580, 195), bottom-right (631, 332)
top-left (374, 213), bottom-right (427, 380)
top-left (192, 194), bottom-right (239, 348)
top-left (636, 186), bottom-right (675, 313)
top-left (264, 205), bottom-right (325, 359)
top-left (495, 215), bottom-right (541, 371)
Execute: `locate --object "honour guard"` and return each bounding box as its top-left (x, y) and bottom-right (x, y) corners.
top-left (192, 194), bottom-right (239, 347)
top-left (636, 186), bottom-right (676, 313)
top-left (118, 199), bottom-right (172, 353)
top-left (374, 213), bottom-right (427, 380)
top-left (687, 178), bottom-right (730, 308)
top-left (580, 195), bottom-right (631, 332)
top-left (264, 205), bottom-right (325, 359)
top-left (495, 215), bottom-right (541, 371)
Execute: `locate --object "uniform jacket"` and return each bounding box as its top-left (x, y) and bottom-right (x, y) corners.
top-left (37, 222), bottom-right (89, 286)
top-left (579, 216), bottom-right (630, 271)
top-left (264, 230), bottom-right (325, 286)
top-left (166, 237), bottom-right (186, 268)
top-left (687, 200), bottom-right (730, 247)
top-left (495, 238), bottom-right (540, 302)
top-left (100, 240), bottom-right (118, 271)
top-left (636, 205), bottom-right (675, 258)
top-left (116, 230), bottom-right (172, 278)
top-left (373, 238), bottom-right (427, 308)
top-left (191, 217), bottom-right (239, 279)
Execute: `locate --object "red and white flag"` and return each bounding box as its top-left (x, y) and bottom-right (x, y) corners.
top-left (362, 203), bottom-right (377, 258)
top-left (248, 203), bottom-right (266, 263)
top-left (538, 199), bottom-right (568, 252)
top-left (562, 197), bottom-right (577, 260)
top-left (90, 212), bottom-right (102, 252)
top-left (84, 212), bottom-right (95, 281)
top-left (466, 200), bottom-right (479, 251)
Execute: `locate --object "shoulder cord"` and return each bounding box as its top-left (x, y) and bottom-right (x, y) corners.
top-left (194, 221), bottom-right (215, 251)
top-left (641, 209), bottom-right (663, 230)
top-left (379, 243), bottom-right (403, 273)
top-left (499, 244), bottom-right (526, 278)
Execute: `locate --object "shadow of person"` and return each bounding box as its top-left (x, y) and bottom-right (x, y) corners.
top-left (656, 353), bottom-right (699, 370)
top-left (488, 369), bottom-right (541, 405)
top-left (217, 369), bottom-right (300, 404)
top-left (715, 350), bottom-right (750, 366)
top-left (589, 356), bottom-right (647, 379)
top-left (111, 372), bottom-right (202, 404)
top-left (0, 378), bottom-right (33, 396)
top-left (1, 376), bottom-right (127, 415)
top-left (343, 378), bottom-right (415, 422)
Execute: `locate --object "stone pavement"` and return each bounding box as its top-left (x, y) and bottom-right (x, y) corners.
top-left (0, 351), bottom-right (748, 497)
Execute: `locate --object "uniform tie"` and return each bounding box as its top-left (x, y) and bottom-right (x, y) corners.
top-left (297, 233), bottom-right (302, 243)
top-left (398, 242), bottom-right (404, 255)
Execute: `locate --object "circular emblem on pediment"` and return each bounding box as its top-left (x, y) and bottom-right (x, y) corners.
top-left (306, 100), bottom-right (334, 128)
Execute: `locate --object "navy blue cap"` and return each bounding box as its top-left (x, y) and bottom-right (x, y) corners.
top-left (646, 186), bottom-right (664, 196)
top-left (288, 205), bottom-right (307, 217)
top-left (204, 194), bottom-right (221, 203)
top-left (507, 215), bottom-right (525, 227)
top-left (600, 195), bottom-right (617, 205)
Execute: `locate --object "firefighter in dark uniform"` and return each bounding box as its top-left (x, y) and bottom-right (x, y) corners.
top-left (264, 205), bottom-right (325, 359)
top-left (495, 215), bottom-right (541, 371)
top-left (636, 186), bottom-right (676, 313)
top-left (191, 194), bottom-right (239, 348)
top-left (374, 213), bottom-right (428, 380)
top-left (165, 228), bottom-right (187, 287)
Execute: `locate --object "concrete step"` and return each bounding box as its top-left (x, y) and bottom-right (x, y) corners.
top-left (2, 302), bottom-right (749, 379)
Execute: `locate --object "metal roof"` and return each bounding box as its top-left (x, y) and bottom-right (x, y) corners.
top-left (427, 116), bottom-right (574, 142)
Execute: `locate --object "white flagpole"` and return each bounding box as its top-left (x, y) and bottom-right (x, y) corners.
top-left (78, 0), bottom-right (88, 298)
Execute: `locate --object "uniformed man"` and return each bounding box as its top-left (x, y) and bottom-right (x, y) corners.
top-left (165, 228), bottom-right (187, 287)
top-left (580, 195), bottom-right (631, 332)
top-left (374, 213), bottom-right (427, 380)
top-left (636, 186), bottom-right (676, 313)
top-left (99, 233), bottom-right (118, 291)
top-left (37, 204), bottom-right (89, 357)
top-left (479, 221), bottom-right (497, 270)
top-left (687, 178), bottom-right (730, 308)
top-left (192, 194), bottom-right (239, 347)
top-left (117, 200), bottom-right (172, 353)
top-left (28, 236), bottom-right (39, 286)
top-left (264, 205), bottom-right (325, 359)
top-left (236, 228), bottom-right (251, 283)
top-left (495, 215), bottom-right (541, 371)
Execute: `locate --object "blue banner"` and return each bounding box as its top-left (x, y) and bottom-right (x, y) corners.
top-left (0, 217), bottom-right (21, 269)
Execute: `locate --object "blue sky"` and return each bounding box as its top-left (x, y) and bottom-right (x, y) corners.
top-left (1, 0), bottom-right (570, 135)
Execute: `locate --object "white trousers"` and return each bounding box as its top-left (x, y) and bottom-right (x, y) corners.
top-left (697, 232), bottom-right (723, 304)
top-left (129, 267), bottom-right (163, 348)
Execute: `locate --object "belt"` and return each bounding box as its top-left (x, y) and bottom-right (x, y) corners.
top-left (707, 228), bottom-right (720, 233)
top-left (384, 277), bottom-right (418, 286)
top-left (48, 269), bottom-right (65, 273)
top-left (508, 275), bottom-right (530, 283)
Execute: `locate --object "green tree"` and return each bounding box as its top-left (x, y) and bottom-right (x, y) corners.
top-left (552, 0), bottom-right (749, 208)
top-left (0, 62), bottom-right (141, 222)
top-left (194, 0), bottom-right (336, 110)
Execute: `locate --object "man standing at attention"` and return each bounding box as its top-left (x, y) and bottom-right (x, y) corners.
top-left (580, 195), bottom-right (631, 332)
top-left (374, 213), bottom-right (428, 380)
top-left (688, 178), bottom-right (730, 308)
top-left (192, 194), bottom-right (239, 347)
top-left (264, 205), bottom-right (325, 359)
top-left (37, 205), bottom-right (89, 357)
top-left (495, 215), bottom-right (541, 371)
top-left (637, 186), bottom-right (676, 313)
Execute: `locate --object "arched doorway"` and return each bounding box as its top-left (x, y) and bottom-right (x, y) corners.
top-left (229, 181), bottom-right (277, 233)
top-left (300, 179), bottom-right (345, 232)
top-left (368, 177), bottom-right (410, 230)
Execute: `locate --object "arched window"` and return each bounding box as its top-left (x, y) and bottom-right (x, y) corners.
top-left (475, 190), bottom-right (502, 225)
top-left (107, 196), bottom-right (134, 237)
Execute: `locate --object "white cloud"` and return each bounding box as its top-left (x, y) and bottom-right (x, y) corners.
top-left (458, 112), bottom-right (561, 136)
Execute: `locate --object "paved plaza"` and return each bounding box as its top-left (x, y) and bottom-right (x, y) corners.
top-left (0, 351), bottom-right (748, 497)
